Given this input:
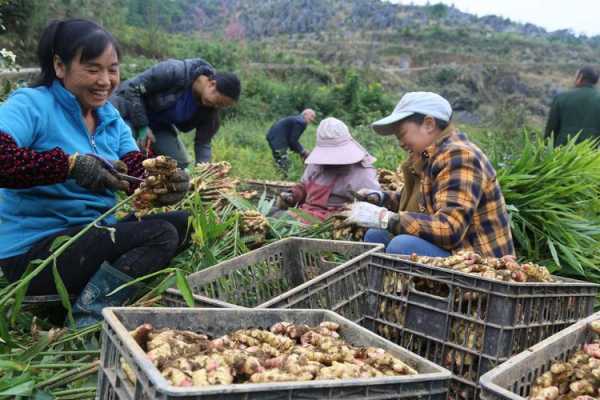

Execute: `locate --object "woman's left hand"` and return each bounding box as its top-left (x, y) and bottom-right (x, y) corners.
top-left (153, 169), bottom-right (190, 206)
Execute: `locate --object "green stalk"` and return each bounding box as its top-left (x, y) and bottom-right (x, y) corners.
top-left (51, 392), bottom-right (95, 400)
top-left (30, 362), bottom-right (92, 369)
top-left (45, 362), bottom-right (98, 389)
top-left (51, 324), bottom-right (101, 346)
top-left (35, 361), bottom-right (96, 389)
top-left (38, 350), bottom-right (99, 356)
top-left (0, 194), bottom-right (136, 307)
top-left (50, 387), bottom-right (96, 396)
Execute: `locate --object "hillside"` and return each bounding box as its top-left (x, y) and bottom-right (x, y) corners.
top-left (2, 0), bottom-right (600, 125)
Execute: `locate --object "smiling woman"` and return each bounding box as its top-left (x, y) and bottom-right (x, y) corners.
top-left (0, 19), bottom-right (193, 328)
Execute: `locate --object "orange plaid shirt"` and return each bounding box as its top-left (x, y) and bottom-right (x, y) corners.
top-left (385, 130), bottom-right (515, 257)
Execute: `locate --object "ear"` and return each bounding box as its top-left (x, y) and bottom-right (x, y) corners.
top-left (53, 55), bottom-right (66, 79)
top-left (423, 116), bottom-right (437, 134)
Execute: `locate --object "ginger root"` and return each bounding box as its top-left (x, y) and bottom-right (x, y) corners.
top-left (127, 320), bottom-right (420, 388)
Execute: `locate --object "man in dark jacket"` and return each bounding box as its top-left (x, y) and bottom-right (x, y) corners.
top-left (266, 109), bottom-right (316, 176)
top-left (545, 65), bottom-right (600, 146)
top-left (110, 58), bottom-right (241, 168)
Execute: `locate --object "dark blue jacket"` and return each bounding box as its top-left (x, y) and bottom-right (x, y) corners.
top-left (266, 115), bottom-right (307, 154)
top-left (110, 58), bottom-right (219, 142)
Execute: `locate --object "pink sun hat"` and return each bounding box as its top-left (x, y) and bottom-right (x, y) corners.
top-left (305, 117), bottom-right (370, 165)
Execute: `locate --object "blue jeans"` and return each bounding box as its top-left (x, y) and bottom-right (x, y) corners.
top-left (364, 229), bottom-right (450, 257)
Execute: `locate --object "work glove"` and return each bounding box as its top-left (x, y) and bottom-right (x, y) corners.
top-left (153, 169), bottom-right (191, 206)
top-left (342, 201), bottom-right (395, 230)
top-left (354, 188), bottom-right (384, 205)
top-left (68, 154), bottom-right (130, 193)
top-left (276, 191), bottom-right (295, 210)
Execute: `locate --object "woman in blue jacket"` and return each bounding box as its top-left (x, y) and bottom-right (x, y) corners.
top-left (0, 19), bottom-right (190, 327)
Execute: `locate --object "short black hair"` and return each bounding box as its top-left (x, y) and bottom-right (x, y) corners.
top-left (578, 66), bottom-right (599, 85)
top-left (214, 72), bottom-right (241, 101)
top-left (33, 19), bottom-right (121, 87)
top-left (402, 113), bottom-right (450, 130)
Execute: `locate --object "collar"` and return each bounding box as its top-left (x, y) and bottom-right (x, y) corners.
top-left (50, 80), bottom-right (120, 130)
top-left (420, 124), bottom-right (458, 161)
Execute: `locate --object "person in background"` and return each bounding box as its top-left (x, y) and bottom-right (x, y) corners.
top-left (110, 58), bottom-right (241, 167)
top-left (0, 19), bottom-right (190, 327)
top-left (276, 117), bottom-right (380, 221)
top-left (266, 109), bottom-right (316, 177)
top-left (345, 92), bottom-right (515, 258)
top-left (545, 65), bottom-right (600, 146)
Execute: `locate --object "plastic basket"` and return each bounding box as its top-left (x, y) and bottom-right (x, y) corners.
top-left (262, 253), bottom-right (599, 399)
top-left (98, 307), bottom-right (451, 400)
top-left (479, 311), bottom-right (600, 400)
top-left (162, 237), bottom-right (383, 308)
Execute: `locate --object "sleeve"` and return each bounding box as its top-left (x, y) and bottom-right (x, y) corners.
top-left (116, 118), bottom-right (139, 157)
top-left (118, 60), bottom-right (182, 128)
top-left (120, 150), bottom-right (146, 194)
top-left (0, 132), bottom-right (69, 189)
top-left (194, 110), bottom-right (220, 163)
top-left (290, 182), bottom-right (307, 204)
top-left (0, 90), bottom-right (42, 147)
top-left (359, 167), bottom-right (381, 191)
top-left (544, 97), bottom-right (560, 142)
top-left (388, 149), bottom-right (484, 250)
top-left (288, 119), bottom-right (307, 154)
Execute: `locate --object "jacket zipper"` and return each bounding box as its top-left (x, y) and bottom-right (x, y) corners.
top-left (90, 133), bottom-right (98, 153)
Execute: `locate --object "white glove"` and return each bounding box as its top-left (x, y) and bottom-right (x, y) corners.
top-left (355, 188), bottom-right (384, 205)
top-left (343, 201), bottom-right (394, 229)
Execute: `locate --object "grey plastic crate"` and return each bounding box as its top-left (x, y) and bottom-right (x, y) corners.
top-left (98, 307), bottom-right (451, 400)
top-left (262, 253), bottom-right (599, 400)
top-left (479, 311), bottom-right (600, 400)
top-left (162, 237), bottom-right (383, 308)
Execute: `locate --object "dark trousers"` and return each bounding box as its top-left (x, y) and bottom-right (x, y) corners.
top-left (267, 139), bottom-right (290, 176)
top-left (0, 211), bottom-right (190, 296)
top-left (152, 125), bottom-right (213, 168)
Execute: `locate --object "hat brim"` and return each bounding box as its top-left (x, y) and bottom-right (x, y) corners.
top-left (305, 140), bottom-right (367, 165)
top-left (371, 111), bottom-right (415, 135)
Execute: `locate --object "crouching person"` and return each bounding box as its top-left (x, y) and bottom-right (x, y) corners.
top-left (345, 92), bottom-right (515, 257)
top-left (275, 117), bottom-right (380, 222)
top-left (0, 19), bottom-right (191, 327)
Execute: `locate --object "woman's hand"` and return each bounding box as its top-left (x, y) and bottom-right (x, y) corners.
top-left (276, 191), bottom-right (295, 209)
top-left (68, 154), bottom-right (129, 192)
top-left (343, 201), bottom-right (394, 229)
top-left (354, 188), bottom-right (384, 205)
top-left (152, 169), bottom-right (190, 206)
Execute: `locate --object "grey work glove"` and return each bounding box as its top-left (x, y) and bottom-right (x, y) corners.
top-left (153, 169), bottom-right (191, 206)
top-left (69, 154), bottom-right (130, 193)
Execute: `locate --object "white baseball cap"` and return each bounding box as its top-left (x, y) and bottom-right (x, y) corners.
top-left (372, 92), bottom-right (452, 136)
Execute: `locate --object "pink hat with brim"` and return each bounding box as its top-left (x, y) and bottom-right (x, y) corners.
top-left (305, 117), bottom-right (369, 165)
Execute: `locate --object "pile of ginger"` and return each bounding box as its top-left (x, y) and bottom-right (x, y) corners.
top-left (121, 320), bottom-right (418, 387)
top-left (529, 320), bottom-right (600, 400)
